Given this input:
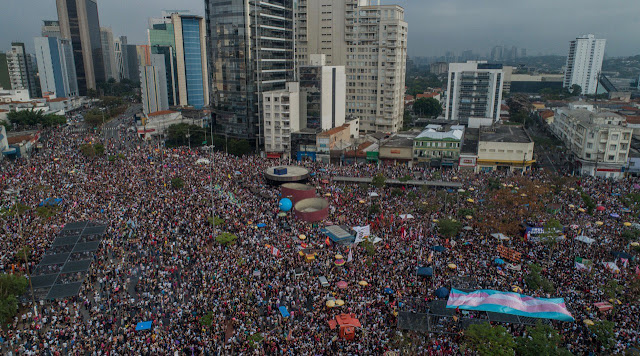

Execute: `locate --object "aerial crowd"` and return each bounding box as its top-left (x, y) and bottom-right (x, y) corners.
top-left (0, 122), bottom-right (638, 355)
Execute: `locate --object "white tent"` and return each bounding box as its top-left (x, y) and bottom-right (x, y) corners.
top-left (399, 214), bottom-right (414, 220)
top-left (196, 158), bottom-right (210, 165)
top-left (575, 235), bottom-right (595, 244)
top-left (368, 192), bottom-right (380, 197)
top-left (491, 233), bottom-right (510, 241)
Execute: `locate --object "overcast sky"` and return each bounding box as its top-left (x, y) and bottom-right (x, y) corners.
top-left (1, 0), bottom-right (638, 57)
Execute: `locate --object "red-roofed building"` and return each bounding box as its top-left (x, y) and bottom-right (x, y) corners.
top-left (539, 109), bottom-right (555, 124)
top-left (416, 92), bottom-right (441, 101)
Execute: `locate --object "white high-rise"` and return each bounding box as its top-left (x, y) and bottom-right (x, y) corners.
top-left (34, 36), bottom-right (78, 98)
top-left (296, 0), bottom-right (408, 134)
top-left (445, 61), bottom-right (504, 123)
top-left (140, 54), bottom-right (169, 115)
top-left (563, 34), bottom-right (606, 95)
top-left (100, 27), bottom-right (119, 81)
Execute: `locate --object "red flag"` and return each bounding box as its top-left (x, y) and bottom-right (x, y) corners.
top-left (325, 237), bottom-right (331, 246)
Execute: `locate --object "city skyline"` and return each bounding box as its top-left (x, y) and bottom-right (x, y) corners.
top-left (1, 0), bottom-right (639, 58)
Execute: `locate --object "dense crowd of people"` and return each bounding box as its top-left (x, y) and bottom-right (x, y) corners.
top-left (0, 122), bottom-right (638, 355)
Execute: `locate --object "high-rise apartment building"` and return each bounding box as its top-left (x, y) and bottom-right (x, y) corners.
top-left (42, 20), bottom-right (62, 38)
top-left (206, 0), bottom-right (295, 144)
top-left (0, 54), bottom-right (10, 90)
top-left (140, 54), bottom-right (169, 115)
top-left (148, 11), bottom-right (209, 109)
top-left (345, 3), bottom-right (407, 133)
top-left (56, 0), bottom-right (105, 94)
top-left (34, 36), bottom-right (78, 97)
top-left (445, 61), bottom-right (504, 123)
top-left (295, 0), bottom-right (348, 66)
top-left (114, 37), bottom-right (126, 81)
top-left (296, 0), bottom-right (407, 134)
top-left (299, 54), bottom-right (346, 130)
top-left (100, 27), bottom-right (118, 81)
top-left (563, 34), bottom-right (606, 95)
top-left (6, 43), bottom-right (39, 98)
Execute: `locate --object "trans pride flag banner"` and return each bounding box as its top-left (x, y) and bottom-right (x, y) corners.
top-left (446, 289), bottom-right (574, 322)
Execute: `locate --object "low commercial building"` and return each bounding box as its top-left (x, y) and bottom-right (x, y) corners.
top-left (316, 124), bottom-right (352, 164)
top-left (551, 107), bottom-right (632, 178)
top-left (137, 110), bottom-right (198, 140)
top-left (413, 124), bottom-right (464, 168)
top-left (476, 125), bottom-right (535, 173)
top-left (379, 133), bottom-right (416, 166)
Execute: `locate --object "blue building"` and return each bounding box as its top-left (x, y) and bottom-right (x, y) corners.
top-left (34, 37), bottom-right (78, 98)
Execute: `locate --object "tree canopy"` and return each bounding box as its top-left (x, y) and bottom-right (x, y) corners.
top-left (0, 274), bottom-right (28, 324)
top-left (465, 322), bottom-right (516, 356)
top-left (7, 110), bottom-right (66, 130)
top-left (516, 321), bottom-right (571, 356)
top-left (413, 97), bottom-right (443, 118)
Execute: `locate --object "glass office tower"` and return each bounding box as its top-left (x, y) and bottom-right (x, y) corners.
top-left (205, 0), bottom-right (295, 145)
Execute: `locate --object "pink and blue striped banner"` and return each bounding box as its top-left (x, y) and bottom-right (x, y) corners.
top-left (446, 288), bottom-right (574, 322)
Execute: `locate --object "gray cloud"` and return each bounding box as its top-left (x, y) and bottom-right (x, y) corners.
top-left (1, 0), bottom-right (637, 57)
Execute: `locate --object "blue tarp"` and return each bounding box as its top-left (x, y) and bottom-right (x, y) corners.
top-left (435, 287), bottom-right (450, 298)
top-left (431, 246), bottom-right (446, 252)
top-left (135, 321), bottom-right (152, 331)
top-left (417, 267), bottom-right (433, 277)
top-left (384, 287), bottom-right (394, 294)
top-left (38, 198), bottom-right (63, 207)
top-left (256, 223), bottom-right (267, 228)
top-left (279, 306), bottom-right (290, 318)
top-left (494, 258), bottom-right (505, 265)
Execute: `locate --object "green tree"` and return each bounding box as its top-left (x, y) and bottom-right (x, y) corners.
top-left (525, 263), bottom-right (555, 293)
top-left (94, 143), bottom-right (105, 156)
top-left (506, 95), bottom-right (533, 125)
top-left (215, 232), bottom-right (238, 246)
top-left (465, 322), bottom-right (516, 356)
top-left (7, 109), bottom-right (66, 129)
top-left (0, 274), bottom-right (28, 324)
top-left (581, 193), bottom-right (596, 214)
top-left (541, 219), bottom-right (563, 265)
top-left (516, 321), bottom-right (571, 356)
top-left (208, 216), bottom-right (225, 227)
top-left (80, 143), bottom-right (96, 157)
top-left (589, 320), bottom-right (615, 352)
top-left (84, 109), bottom-right (105, 127)
top-left (413, 97), bottom-right (443, 118)
top-left (228, 138), bottom-right (251, 156)
top-left (371, 173), bottom-right (386, 188)
top-left (569, 84), bottom-right (582, 96)
top-left (438, 218), bottom-right (462, 238)
top-left (171, 177), bottom-right (185, 189)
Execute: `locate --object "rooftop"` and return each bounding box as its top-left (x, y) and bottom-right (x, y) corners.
top-left (480, 125), bottom-right (532, 144)
top-left (47, 97), bottom-right (68, 102)
top-left (416, 128), bottom-right (463, 141)
top-left (556, 109), bottom-right (623, 124)
top-left (461, 128), bottom-right (479, 154)
top-left (318, 125), bottom-right (349, 137)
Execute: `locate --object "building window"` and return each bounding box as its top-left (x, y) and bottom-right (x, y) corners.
top-left (608, 155), bottom-right (614, 160)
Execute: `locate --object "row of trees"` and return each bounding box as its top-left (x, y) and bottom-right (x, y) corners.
top-left (165, 123), bottom-right (252, 156)
top-left (0, 274), bottom-right (28, 324)
top-left (465, 320), bottom-right (616, 355)
top-left (5, 110), bottom-right (66, 131)
top-left (88, 78), bottom-right (140, 99)
top-left (84, 96), bottom-right (128, 127)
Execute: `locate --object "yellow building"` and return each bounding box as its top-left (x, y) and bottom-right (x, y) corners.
top-left (476, 125), bottom-right (535, 173)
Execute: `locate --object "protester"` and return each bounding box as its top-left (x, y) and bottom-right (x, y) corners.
top-left (0, 123), bottom-right (638, 355)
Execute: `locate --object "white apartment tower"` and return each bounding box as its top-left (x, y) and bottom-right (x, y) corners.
top-left (445, 61), bottom-right (504, 123)
top-left (263, 82), bottom-right (302, 159)
top-left (563, 34), bottom-right (606, 95)
top-left (140, 54), bottom-right (169, 115)
top-left (100, 27), bottom-right (119, 81)
top-left (34, 36), bottom-right (79, 98)
top-left (296, 0), bottom-right (408, 134)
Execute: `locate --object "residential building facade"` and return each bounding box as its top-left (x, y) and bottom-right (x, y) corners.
top-left (206, 0), bottom-right (295, 146)
top-left (445, 61), bottom-right (504, 123)
top-left (551, 107), bottom-right (631, 179)
top-left (299, 54), bottom-right (346, 130)
top-left (262, 82), bottom-right (301, 159)
top-left (140, 54), bottom-right (169, 115)
top-left (34, 37), bottom-right (79, 98)
top-left (6, 43), bottom-right (39, 98)
top-left (563, 34), bottom-right (606, 95)
top-left (295, 0), bottom-right (348, 66)
top-left (413, 124), bottom-right (464, 168)
top-left (345, 4), bottom-right (407, 134)
top-left (100, 27), bottom-right (118, 81)
top-left (56, 0), bottom-right (105, 94)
